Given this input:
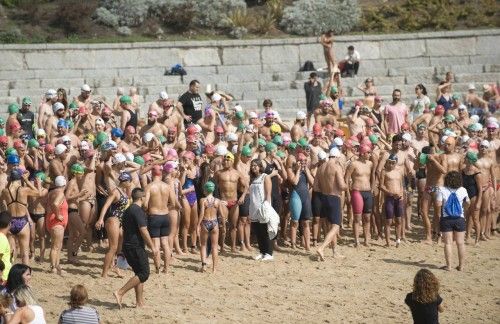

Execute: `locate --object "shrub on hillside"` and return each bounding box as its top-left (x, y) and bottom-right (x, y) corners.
top-left (149, 0), bottom-right (196, 32)
top-left (280, 0), bottom-right (361, 36)
top-left (52, 0), bottom-right (95, 35)
top-left (94, 7), bottom-right (119, 28)
top-left (195, 0), bottom-right (247, 29)
top-left (0, 27), bottom-right (26, 43)
top-left (98, 0), bottom-right (149, 27)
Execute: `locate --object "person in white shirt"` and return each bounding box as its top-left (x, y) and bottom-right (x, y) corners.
top-left (340, 45), bottom-right (360, 77)
top-left (436, 171), bottom-right (470, 271)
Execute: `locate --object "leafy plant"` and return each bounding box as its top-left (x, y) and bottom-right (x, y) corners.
top-left (254, 13), bottom-right (275, 35)
top-left (266, 0), bottom-right (284, 22)
top-left (0, 27), bottom-right (26, 43)
top-left (280, 0), bottom-right (361, 36)
top-left (228, 9), bottom-right (252, 29)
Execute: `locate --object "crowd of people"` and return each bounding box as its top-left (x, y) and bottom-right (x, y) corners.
top-left (0, 60), bottom-right (498, 314)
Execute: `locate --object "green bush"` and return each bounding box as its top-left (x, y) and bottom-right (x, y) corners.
top-left (280, 0), bottom-right (361, 36)
top-left (0, 27), bottom-right (26, 43)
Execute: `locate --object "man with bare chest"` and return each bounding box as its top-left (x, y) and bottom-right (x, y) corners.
top-left (214, 152), bottom-right (246, 253)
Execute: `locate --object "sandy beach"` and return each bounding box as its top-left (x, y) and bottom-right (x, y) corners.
top-left (26, 216), bottom-right (499, 324)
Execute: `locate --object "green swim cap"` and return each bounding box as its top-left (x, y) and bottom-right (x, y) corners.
top-left (265, 142), bottom-right (277, 152)
top-left (241, 145), bottom-right (252, 157)
top-left (68, 102), bottom-right (78, 109)
top-left (429, 103), bottom-right (437, 110)
top-left (94, 131), bottom-right (108, 147)
top-left (158, 135), bottom-right (166, 144)
top-left (70, 163), bottom-right (85, 174)
top-left (67, 119), bottom-right (74, 130)
top-left (8, 103), bottom-right (19, 114)
top-left (452, 93), bottom-right (460, 100)
top-left (368, 134), bottom-right (379, 144)
top-left (272, 135), bottom-right (283, 146)
top-left (22, 97), bottom-right (32, 105)
top-left (235, 111), bottom-right (244, 121)
top-left (35, 172), bottom-right (47, 182)
top-left (120, 95), bottom-right (132, 104)
top-left (443, 114), bottom-right (456, 123)
top-left (27, 138), bottom-right (39, 149)
top-left (204, 181), bottom-right (215, 193)
top-left (288, 142), bottom-right (297, 151)
top-left (0, 117), bottom-right (5, 125)
top-left (133, 155), bottom-right (145, 165)
top-left (237, 122), bottom-right (246, 132)
top-left (298, 137), bottom-right (309, 148)
top-left (466, 151), bottom-right (478, 163)
top-left (419, 153), bottom-right (428, 165)
top-left (5, 147), bottom-right (17, 156)
top-left (258, 138), bottom-right (266, 147)
top-left (276, 150), bottom-right (285, 158)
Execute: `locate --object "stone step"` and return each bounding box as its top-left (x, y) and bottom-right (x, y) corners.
top-left (455, 72), bottom-right (500, 83)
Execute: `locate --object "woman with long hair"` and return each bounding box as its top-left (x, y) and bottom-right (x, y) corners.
top-left (95, 172), bottom-right (132, 278)
top-left (179, 151), bottom-right (199, 253)
top-left (9, 285), bottom-right (46, 324)
top-left (57, 88), bottom-right (68, 110)
top-left (405, 269), bottom-right (444, 324)
top-left (357, 77), bottom-right (378, 108)
top-left (411, 83), bottom-right (430, 122)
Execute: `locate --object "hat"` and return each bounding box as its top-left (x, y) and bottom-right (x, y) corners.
top-left (44, 144), bottom-right (55, 154)
top-left (81, 84), bottom-right (91, 92)
top-left (8, 103), bottom-right (19, 114)
top-left (159, 91), bottom-right (168, 100)
top-left (22, 97), bottom-right (32, 105)
top-left (13, 140), bottom-right (24, 149)
top-left (162, 161), bottom-right (175, 173)
top-left (0, 117), bottom-right (4, 126)
top-left (226, 132), bottom-right (238, 142)
top-left (9, 121), bottom-right (21, 131)
top-left (10, 168), bottom-right (24, 181)
top-left (388, 153), bottom-right (398, 162)
top-left (402, 133), bottom-right (412, 142)
top-left (335, 129), bottom-right (345, 137)
top-left (235, 111), bottom-right (244, 120)
top-left (318, 150), bottom-right (327, 161)
top-left (100, 140), bottom-right (117, 152)
top-left (241, 145), bottom-right (252, 157)
top-left (7, 154), bottom-right (20, 165)
top-left (258, 138), bottom-right (266, 147)
top-left (215, 126), bottom-right (224, 134)
top-left (120, 95), bottom-right (132, 104)
top-left (112, 153), bottom-right (126, 164)
top-left (265, 142), bottom-right (277, 152)
top-left (330, 86), bottom-right (338, 94)
top-left (458, 104), bottom-right (467, 111)
top-left (329, 147), bottom-right (341, 157)
top-left (249, 111), bottom-right (258, 119)
top-left (54, 175), bottom-right (67, 187)
top-left (288, 142), bottom-right (297, 151)
top-left (0, 136), bottom-right (7, 145)
top-left (224, 152), bottom-right (234, 161)
top-left (272, 135), bottom-right (283, 146)
top-left (374, 96), bottom-right (383, 102)
top-left (487, 122), bottom-right (499, 129)
top-left (333, 137), bottom-right (344, 147)
top-left (204, 181), bottom-right (216, 193)
top-left (55, 144), bottom-right (67, 155)
top-left (27, 139), bottom-right (39, 149)
top-left (95, 118), bottom-right (105, 126)
top-left (480, 140), bottom-right (490, 148)
top-left (298, 137), bottom-right (309, 148)
top-left (204, 144), bottom-right (215, 155)
top-left (270, 123), bottom-right (281, 134)
top-left (483, 84), bottom-right (492, 92)
top-left (111, 128), bottom-right (124, 138)
top-left (216, 145), bottom-right (227, 156)
top-left (148, 110), bottom-right (158, 118)
top-left (52, 102), bottom-right (64, 113)
top-left (296, 110), bottom-right (306, 120)
top-left (79, 141), bottom-right (90, 150)
top-left (212, 93), bottom-right (222, 101)
top-left (45, 89), bottom-right (57, 99)
top-left (451, 93), bottom-right (460, 101)
top-left (134, 155), bottom-right (145, 165)
top-left (143, 132), bottom-right (155, 143)
top-left (468, 83), bottom-right (476, 91)
top-left (419, 153), bottom-right (428, 165)
top-left (35, 172), bottom-right (48, 182)
top-left (368, 134), bottom-right (379, 144)
top-left (57, 119), bottom-right (68, 129)
top-left (118, 172), bottom-right (132, 182)
top-left (70, 163), bottom-right (85, 174)
top-left (466, 151), bottom-right (478, 163)
top-left (359, 144), bottom-right (371, 154)
top-left (401, 122), bottom-right (410, 131)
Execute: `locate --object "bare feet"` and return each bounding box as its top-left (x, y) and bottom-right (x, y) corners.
top-left (333, 251), bottom-right (345, 259)
top-left (316, 249), bottom-right (325, 261)
top-left (113, 291), bottom-right (123, 309)
top-left (57, 266), bottom-right (66, 277)
top-left (440, 265), bottom-right (451, 271)
top-left (422, 239), bottom-right (432, 245)
top-left (456, 265), bottom-right (463, 271)
top-left (111, 267), bottom-right (124, 278)
top-left (200, 263), bottom-right (207, 273)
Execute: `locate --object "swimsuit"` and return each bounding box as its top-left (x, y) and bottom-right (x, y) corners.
top-left (6, 186), bottom-right (30, 235)
top-left (350, 190), bottom-right (373, 215)
top-left (238, 192), bottom-right (250, 217)
top-left (182, 177), bottom-right (197, 207)
top-left (289, 171), bottom-right (312, 222)
top-left (462, 172), bottom-right (479, 199)
top-left (264, 161), bottom-right (282, 213)
top-left (147, 214), bottom-right (171, 238)
top-left (46, 199), bottom-right (69, 231)
top-left (384, 196), bottom-right (404, 219)
top-left (320, 194), bottom-right (341, 225)
top-left (202, 197), bottom-right (218, 231)
top-left (30, 213), bottom-right (45, 223)
top-left (105, 188), bottom-right (129, 224)
top-left (225, 200), bottom-right (238, 209)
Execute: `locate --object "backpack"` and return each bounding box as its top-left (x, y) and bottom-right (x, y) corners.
top-left (299, 60), bottom-right (315, 72)
top-left (164, 63), bottom-right (187, 82)
top-left (443, 189), bottom-right (462, 218)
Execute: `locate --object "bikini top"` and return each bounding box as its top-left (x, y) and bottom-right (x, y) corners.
top-left (7, 186), bottom-right (27, 207)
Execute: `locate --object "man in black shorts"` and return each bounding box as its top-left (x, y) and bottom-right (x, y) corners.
top-left (114, 188), bottom-right (159, 309)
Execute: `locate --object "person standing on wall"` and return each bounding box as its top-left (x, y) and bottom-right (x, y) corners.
top-left (178, 80), bottom-right (204, 127)
top-left (304, 72), bottom-right (322, 131)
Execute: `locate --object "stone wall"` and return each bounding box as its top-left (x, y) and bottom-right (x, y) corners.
top-left (0, 29), bottom-right (499, 119)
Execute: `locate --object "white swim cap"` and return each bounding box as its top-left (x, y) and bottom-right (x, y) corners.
top-left (318, 150), bottom-right (327, 160)
top-left (226, 132), bottom-right (238, 142)
top-left (54, 175), bottom-right (67, 187)
top-left (159, 91), bottom-right (168, 100)
top-left (296, 110), bottom-right (306, 120)
top-left (79, 141), bottom-right (90, 150)
top-left (45, 89), bottom-right (57, 99)
top-left (216, 145), bottom-right (227, 156)
top-left (234, 104), bottom-right (243, 112)
top-left (143, 132), bottom-right (155, 143)
top-left (333, 137), bottom-right (344, 147)
top-left (112, 153), bottom-right (126, 164)
top-left (402, 133), bottom-right (412, 142)
top-left (52, 102), bottom-right (65, 113)
top-left (55, 144), bottom-right (67, 155)
top-left (329, 147), bottom-right (341, 157)
top-left (81, 84), bottom-right (91, 92)
top-left (212, 93), bottom-right (222, 101)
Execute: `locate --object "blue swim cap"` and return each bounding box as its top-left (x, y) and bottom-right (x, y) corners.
top-left (57, 119), bottom-right (68, 129)
top-left (7, 154), bottom-right (20, 165)
top-left (10, 168), bottom-right (23, 181)
top-left (111, 127), bottom-right (124, 138)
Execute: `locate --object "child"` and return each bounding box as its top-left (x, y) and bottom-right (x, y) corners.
top-left (0, 211), bottom-right (12, 283)
top-left (379, 154), bottom-right (405, 247)
top-left (196, 181), bottom-right (223, 273)
top-left (405, 269), bottom-right (444, 324)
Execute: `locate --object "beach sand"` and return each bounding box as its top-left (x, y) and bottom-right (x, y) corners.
top-left (30, 223), bottom-right (500, 323)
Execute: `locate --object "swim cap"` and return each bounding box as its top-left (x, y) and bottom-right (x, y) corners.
top-left (466, 151), bottom-right (478, 163)
top-left (257, 138), bottom-right (266, 147)
top-left (435, 105), bottom-right (445, 116)
top-left (204, 181), bottom-right (215, 193)
top-left (27, 138), bottom-right (39, 149)
top-left (333, 137), bottom-right (344, 147)
top-left (143, 133), bottom-right (155, 143)
top-left (57, 119), bottom-right (68, 129)
top-left (330, 86), bottom-right (338, 94)
top-left (359, 144), bottom-right (371, 155)
top-left (55, 144), bottom-right (67, 155)
top-left (158, 135), bottom-right (166, 144)
top-left (21, 97), bottom-right (32, 105)
top-left (272, 135), bottom-right (283, 146)
top-left (401, 122), bottom-right (410, 131)
top-left (443, 114), bottom-right (456, 123)
top-left (68, 102), bottom-right (78, 110)
top-left (0, 117), bottom-right (4, 125)
top-left (265, 142), bottom-right (277, 152)
top-left (54, 175), bottom-right (67, 187)
top-left (318, 150), bottom-right (327, 160)
top-left (7, 154), bottom-right (20, 165)
top-left (241, 145), bottom-right (252, 157)
top-left (224, 152), bottom-right (235, 161)
top-left (44, 144), bottom-right (55, 154)
top-left (111, 128), bottom-right (124, 138)
top-left (94, 131), bottom-right (108, 147)
top-left (52, 102), bottom-right (64, 114)
top-left (133, 155), bottom-right (145, 165)
top-left (296, 111), bottom-right (306, 120)
top-left (419, 153), bottom-right (428, 165)
top-left (388, 153), bottom-right (398, 162)
top-left (70, 163), bottom-right (85, 174)
top-left (0, 136), bottom-right (7, 145)
top-left (226, 132), bottom-right (238, 142)
top-left (451, 93), bottom-right (460, 100)
top-left (298, 137), bottom-right (309, 148)
top-left (10, 168), bottom-right (23, 181)
top-left (235, 111), bottom-right (244, 120)
top-left (8, 103), bottom-right (19, 114)
top-left (329, 147), bottom-right (341, 157)
top-left (216, 145), bottom-right (228, 156)
top-left (276, 150), bottom-right (285, 159)
top-left (288, 142), bottom-right (297, 151)
top-left (112, 153), bottom-right (126, 164)
top-left (120, 96), bottom-right (132, 104)
top-left (118, 172), bottom-right (132, 182)
top-left (368, 134), bottom-right (379, 144)
top-left (270, 123), bottom-right (281, 134)
top-left (35, 172), bottom-right (47, 182)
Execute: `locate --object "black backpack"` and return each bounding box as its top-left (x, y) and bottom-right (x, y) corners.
top-left (300, 60), bottom-right (315, 72)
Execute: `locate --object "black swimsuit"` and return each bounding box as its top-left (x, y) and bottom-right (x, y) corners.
top-left (462, 171), bottom-right (480, 199)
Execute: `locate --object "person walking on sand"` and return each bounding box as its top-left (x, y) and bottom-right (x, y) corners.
top-left (114, 188), bottom-right (159, 309)
top-left (405, 269), bottom-right (444, 324)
